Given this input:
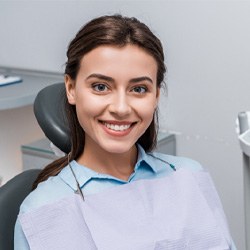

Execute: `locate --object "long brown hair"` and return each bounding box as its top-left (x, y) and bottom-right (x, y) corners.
top-left (33, 14), bottom-right (166, 189)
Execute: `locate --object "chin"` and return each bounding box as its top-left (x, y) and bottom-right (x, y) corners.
top-left (101, 142), bottom-right (135, 155)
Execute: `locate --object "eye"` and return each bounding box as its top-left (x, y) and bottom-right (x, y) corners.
top-left (132, 86), bottom-right (147, 94)
top-left (92, 83), bottom-right (108, 92)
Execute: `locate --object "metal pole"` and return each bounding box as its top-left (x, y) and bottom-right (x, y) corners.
top-left (239, 112), bottom-right (249, 134)
top-left (238, 112), bottom-right (250, 250)
top-left (243, 153), bottom-right (250, 250)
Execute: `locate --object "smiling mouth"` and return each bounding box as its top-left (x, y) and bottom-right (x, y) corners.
top-left (101, 121), bottom-right (136, 132)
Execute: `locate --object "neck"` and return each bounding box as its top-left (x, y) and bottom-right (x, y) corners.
top-left (77, 141), bottom-right (138, 181)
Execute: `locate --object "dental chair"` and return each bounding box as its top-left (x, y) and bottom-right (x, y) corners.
top-left (33, 82), bottom-right (71, 154)
top-left (0, 82), bottom-right (70, 250)
top-left (0, 169), bottom-right (41, 250)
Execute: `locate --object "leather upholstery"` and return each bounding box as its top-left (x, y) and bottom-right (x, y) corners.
top-left (0, 169), bottom-right (41, 250)
top-left (33, 83), bottom-right (71, 154)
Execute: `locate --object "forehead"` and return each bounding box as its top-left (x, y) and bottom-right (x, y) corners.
top-left (78, 45), bottom-right (158, 80)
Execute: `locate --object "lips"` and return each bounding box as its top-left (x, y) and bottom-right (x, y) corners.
top-left (104, 123), bottom-right (131, 131)
top-left (100, 120), bottom-right (136, 133)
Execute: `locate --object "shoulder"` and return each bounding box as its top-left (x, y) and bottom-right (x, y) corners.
top-left (148, 151), bottom-right (203, 172)
top-left (19, 174), bottom-right (73, 214)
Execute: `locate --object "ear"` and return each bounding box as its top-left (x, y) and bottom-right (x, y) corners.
top-left (155, 87), bottom-right (160, 108)
top-left (65, 75), bottom-right (76, 105)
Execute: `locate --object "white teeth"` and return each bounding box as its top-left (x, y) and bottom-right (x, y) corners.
top-left (104, 123), bottom-right (131, 131)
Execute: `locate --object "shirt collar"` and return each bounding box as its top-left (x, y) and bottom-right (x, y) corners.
top-left (58, 144), bottom-right (159, 191)
top-left (135, 144), bottom-right (158, 173)
top-left (58, 161), bottom-right (100, 191)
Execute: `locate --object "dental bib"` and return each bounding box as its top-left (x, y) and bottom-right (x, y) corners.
top-left (19, 168), bottom-right (231, 250)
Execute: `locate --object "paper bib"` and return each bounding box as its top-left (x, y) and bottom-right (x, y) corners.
top-left (19, 168), bottom-right (231, 250)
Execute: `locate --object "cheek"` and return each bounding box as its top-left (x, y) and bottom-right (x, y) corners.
top-left (74, 95), bottom-right (113, 133)
top-left (144, 108), bottom-right (156, 125)
top-left (133, 107), bottom-right (155, 133)
top-left (75, 103), bottom-right (99, 121)
top-left (134, 97), bottom-right (157, 120)
top-left (137, 106), bottom-right (155, 135)
top-left (74, 94), bottom-right (102, 125)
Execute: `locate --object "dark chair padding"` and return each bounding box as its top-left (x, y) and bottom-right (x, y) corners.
top-left (0, 169), bottom-right (41, 250)
top-left (34, 83), bottom-right (71, 154)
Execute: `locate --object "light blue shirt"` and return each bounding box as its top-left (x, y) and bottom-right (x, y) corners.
top-left (14, 145), bottom-right (236, 249)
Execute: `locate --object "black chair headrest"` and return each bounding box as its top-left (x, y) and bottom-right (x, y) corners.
top-left (33, 83), bottom-right (71, 154)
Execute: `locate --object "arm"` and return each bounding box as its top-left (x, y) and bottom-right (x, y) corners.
top-left (231, 240), bottom-right (237, 250)
top-left (14, 217), bottom-right (30, 250)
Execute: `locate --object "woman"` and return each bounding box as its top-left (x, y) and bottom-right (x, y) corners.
top-left (14, 15), bottom-right (236, 249)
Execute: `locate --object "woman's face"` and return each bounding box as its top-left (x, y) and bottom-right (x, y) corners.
top-left (65, 44), bottom-right (159, 155)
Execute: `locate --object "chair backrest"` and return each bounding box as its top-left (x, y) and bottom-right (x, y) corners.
top-left (0, 83), bottom-right (71, 249)
top-left (0, 169), bottom-right (41, 250)
top-left (33, 82), bottom-right (71, 154)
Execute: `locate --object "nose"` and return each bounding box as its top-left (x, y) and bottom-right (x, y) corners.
top-left (108, 91), bottom-right (132, 117)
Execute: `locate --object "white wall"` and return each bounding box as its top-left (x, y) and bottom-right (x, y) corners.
top-left (1, 1), bottom-right (249, 249)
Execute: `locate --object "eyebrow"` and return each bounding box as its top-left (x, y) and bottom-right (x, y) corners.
top-left (86, 73), bottom-right (114, 82)
top-left (86, 73), bottom-right (153, 84)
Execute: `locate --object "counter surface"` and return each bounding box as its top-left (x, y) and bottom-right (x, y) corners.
top-left (0, 67), bottom-right (63, 110)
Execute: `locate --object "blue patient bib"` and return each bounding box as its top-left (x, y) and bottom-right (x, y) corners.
top-left (19, 168), bottom-right (231, 250)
